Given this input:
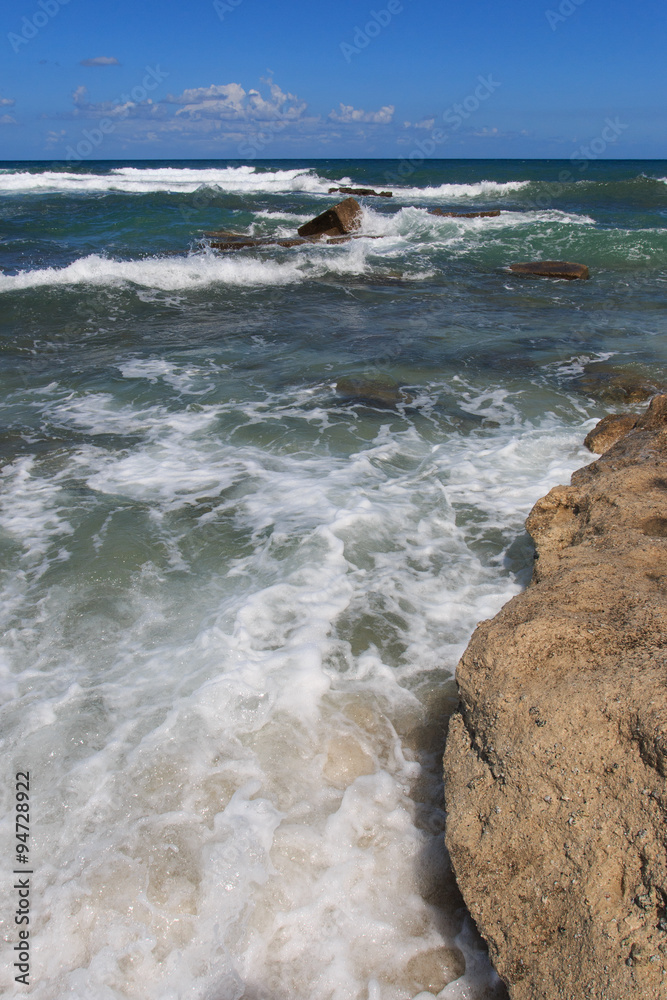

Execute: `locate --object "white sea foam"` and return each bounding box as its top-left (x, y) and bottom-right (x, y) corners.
top-left (0, 373), bottom-right (593, 1000)
top-left (386, 179), bottom-right (531, 201)
top-left (0, 203), bottom-right (598, 295)
top-left (0, 165), bottom-right (347, 197)
top-left (0, 251), bottom-right (307, 292)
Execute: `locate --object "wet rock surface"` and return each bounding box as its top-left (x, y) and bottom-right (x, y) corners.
top-left (444, 395), bottom-right (667, 1000)
top-left (573, 361), bottom-right (667, 404)
top-left (430, 209), bottom-right (501, 218)
top-left (509, 260), bottom-right (590, 279)
top-left (584, 412), bottom-right (640, 453)
top-left (297, 197), bottom-right (363, 238)
top-left (207, 235), bottom-right (315, 251)
top-left (328, 186), bottom-right (392, 197)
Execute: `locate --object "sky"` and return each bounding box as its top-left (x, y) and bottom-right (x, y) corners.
top-left (0, 0), bottom-right (665, 160)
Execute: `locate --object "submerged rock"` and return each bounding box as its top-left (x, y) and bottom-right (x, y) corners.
top-left (297, 197), bottom-right (363, 238)
top-left (335, 376), bottom-right (412, 409)
top-left (573, 362), bottom-right (666, 404)
top-left (509, 260), bottom-right (590, 279)
top-left (328, 186), bottom-right (392, 197)
top-left (444, 394), bottom-right (667, 999)
top-left (429, 208), bottom-right (501, 218)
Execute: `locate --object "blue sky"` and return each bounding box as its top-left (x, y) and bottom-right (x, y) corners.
top-left (0, 0), bottom-right (665, 160)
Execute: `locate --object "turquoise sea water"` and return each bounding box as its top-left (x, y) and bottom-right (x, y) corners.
top-left (0, 159), bottom-right (666, 999)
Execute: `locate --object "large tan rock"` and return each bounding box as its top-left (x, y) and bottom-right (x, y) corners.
top-left (444, 395), bottom-right (667, 1000)
top-left (297, 197), bottom-right (363, 238)
top-left (584, 412), bottom-right (639, 453)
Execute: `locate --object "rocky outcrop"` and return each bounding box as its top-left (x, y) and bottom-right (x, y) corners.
top-left (297, 197), bottom-right (363, 238)
top-left (328, 186), bottom-right (392, 197)
top-left (584, 412), bottom-right (640, 453)
top-left (430, 209), bottom-right (501, 218)
top-left (573, 362), bottom-right (667, 404)
top-left (207, 235), bottom-right (316, 251)
top-left (444, 395), bottom-right (667, 1000)
top-left (509, 260), bottom-right (590, 279)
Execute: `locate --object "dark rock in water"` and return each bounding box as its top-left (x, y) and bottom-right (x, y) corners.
top-left (429, 209), bottom-right (501, 218)
top-left (207, 235), bottom-right (304, 250)
top-left (208, 235), bottom-right (314, 251)
top-left (328, 186), bottom-right (392, 198)
top-left (573, 362), bottom-right (666, 404)
top-left (298, 197), bottom-right (363, 238)
top-left (335, 376), bottom-right (412, 408)
top-left (206, 232), bottom-right (385, 252)
top-left (509, 260), bottom-right (590, 280)
top-left (444, 394), bottom-right (667, 1000)
top-left (584, 412), bottom-right (640, 453)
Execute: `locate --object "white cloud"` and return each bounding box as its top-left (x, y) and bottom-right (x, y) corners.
top-left (168, 80), bottom-right (307, 122)
top-left (80, 57), bottom-right (120, 67)
top-left (414, 117), bottom-right (435, 129)
top-left (45, 129), bottom-right (67, 145)
top-left (328, 103), bottom-right (394, 124)
top-left (0, 96), bottom-right (15, 107)
top-left (72, 85), bottom-right (88, 107)
top-left (0, 114), bottom-right (17, 125)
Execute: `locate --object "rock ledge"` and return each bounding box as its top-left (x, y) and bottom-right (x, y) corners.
top-left (444, 396), bottom-right (667, 1000)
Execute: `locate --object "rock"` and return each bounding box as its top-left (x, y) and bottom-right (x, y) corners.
top-left (509, 260), bottom-right (590, 280)
top-left (430, 209), bottom-right (501, 218)
top-left (328, 186), bottom-right (392, 197)
top-left (443, 395), bottom-right (667, 1000)
top-left (584, 413), bottom-right (640, 453)
top-left (297, 197), bottom-right (363, 238)
top-left (573, 362), bottom-right (666, 404)
top-left (208, 235), bottom-right (314, 251)
top-left (400, 947), bottom-right (467, 994)
top-left (335, 376), bottom-right (412, 409)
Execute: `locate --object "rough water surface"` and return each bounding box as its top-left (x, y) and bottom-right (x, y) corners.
top-left (0, 158), bottom-right (666, 999)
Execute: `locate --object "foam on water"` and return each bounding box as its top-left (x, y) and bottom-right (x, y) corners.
top-left (0, 370), bottom-right (594, 999)
top-left (0, 165), bottom-right (347, 197)
top-left (0, 251), bottom-right (308, 292)
top-left (386, 180), bottom-right (531, 201)
top-left (0, 204), bottom-right (600, 295)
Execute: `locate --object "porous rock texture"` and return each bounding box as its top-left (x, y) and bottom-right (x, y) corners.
top-left (444, 395), bottom-right (667, 1000)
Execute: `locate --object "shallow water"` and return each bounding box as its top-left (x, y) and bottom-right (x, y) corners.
top-left (0, 158), bottom-right (666, 999)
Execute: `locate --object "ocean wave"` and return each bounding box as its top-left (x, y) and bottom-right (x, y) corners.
top-left (0, 165), bottom-right (348, 197)
top-left (387, 179), bottom-right (531, 201)
top-left (0, 251), bottom-right (308, 291)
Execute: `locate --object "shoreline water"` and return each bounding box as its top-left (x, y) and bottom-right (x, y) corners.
top-left (0, 158), bottom-right (666, 998)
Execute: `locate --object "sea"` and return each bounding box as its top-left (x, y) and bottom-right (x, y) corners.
top-left (0, 158), bottom-right (666, 1000)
